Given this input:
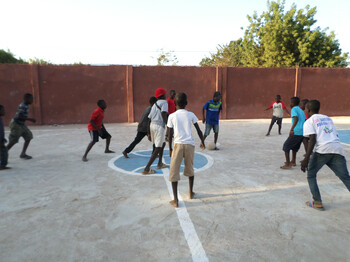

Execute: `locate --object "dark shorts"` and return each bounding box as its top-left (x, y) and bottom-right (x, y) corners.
top-left (283, 135), bottom-right (304, 152)
top-left (271, 116), bottom-right (282, 125)
top-left (89, 127), bottom-right (111, 142)
top-left (9, 120), bottom-right (33, 144)
top-left (204, 123), bottom-right (219, 136)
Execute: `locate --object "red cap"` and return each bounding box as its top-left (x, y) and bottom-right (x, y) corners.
top-left (155, 88), bottom-right (166, 98)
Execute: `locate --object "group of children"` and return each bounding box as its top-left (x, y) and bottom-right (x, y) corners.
top-left (266, 95), bottom-right (350, 210)
top-left (1, 91), bottom-right (349, 211)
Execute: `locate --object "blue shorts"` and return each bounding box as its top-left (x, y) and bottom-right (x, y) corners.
top-left (204, 123), bottom-right (219, 136)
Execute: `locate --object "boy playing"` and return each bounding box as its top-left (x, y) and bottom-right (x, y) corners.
top-left (142, 88), bottom-right (168, 174)
top-left (280, 97), bottom-right (306, 169)
top-left (202, 91), bottom-right (222, 150)
top-left (167, 92), bottom-right (205, 208)
top-left (82, 100), bottom-right (114, 162)
top-left (0, 105), bottom-right (10, 170)
top-left (265, 95), bottom-right (290, 136)
top-left (123, 96), bottom-right (157, 158)
top-left (299, 98), bottom-right (309, 152)
top-left (301, 100), bottom-right (350, 210)
top-left (7, 93), bottom-right (36, 159)
top-left (167, 90), bottom-right (176, 115)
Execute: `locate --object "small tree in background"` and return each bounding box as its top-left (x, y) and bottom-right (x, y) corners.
top-left (154, 49), bottom-right (178, 66)
top-left (0, 49), bottom-right (26, 64)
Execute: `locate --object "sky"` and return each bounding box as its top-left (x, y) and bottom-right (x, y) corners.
top-left (1, 0), bottom-right (349, 66)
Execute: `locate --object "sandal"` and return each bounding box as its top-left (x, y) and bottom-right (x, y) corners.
top-left (306, 201), bottom-right (324, 211)
top-left (141, 169), bottom-right (156, 175)
top-left (156, 163), bottom-right (169, 169)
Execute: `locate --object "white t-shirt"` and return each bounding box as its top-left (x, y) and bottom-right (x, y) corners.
top-left (148, 99), bottom-right (168, 127)
top-left (303, 114), bottom-right (345, 156)
top-left (167, 109), bottom-right (199, 146)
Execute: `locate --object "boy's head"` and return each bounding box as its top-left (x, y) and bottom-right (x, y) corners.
top-left (155, 88), bottom-right (166, 100)
top-left (97, 99), bottom-right (107, 110)
top-left (24, 93), bottom-right (33, 105)
top-left (149, 96), bottom-right (157, 106)
top-left (175, 92), bottom-right (187, 109)
top-left (213, 91), bottom-right (222, 103)
top-left (300, 99), bottom-right (309, 110)
top-left (276, 95), bottom-right (281, 102)
top-left (0, 105), bottom-right (5, 116)
top-left (290, 97), bottom-right (300, 108)
top-left (170, 90), bottom-right (176, 99)
top-left (306, 100), bottom-right (320, 117)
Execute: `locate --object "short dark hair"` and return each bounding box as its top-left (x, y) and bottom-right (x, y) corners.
top-left (301, 99), bottom-right (309, 104)
top-left (97, 100), bottom-right (105, 107)
top-left (175, 92), bottom-right (187, 108)
top-left (213, 91), bottom-right (221, 99)
top-left (307, 100), bottom-right (320, 113)
top-left (276, 95), bottom-right (281, 99)
top-left (24, 93), bottom-right (33, 100)
top-left (170, 90), bottom-right (176, 95)
top-left (290, 97), bottom-right (300, 105)
top-left (149, 96), bottom-right (157, 105)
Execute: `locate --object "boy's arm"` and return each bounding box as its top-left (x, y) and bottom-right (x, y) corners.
top-left (194, 123), bottom-right (205, 149)
top-left (202, 108), bottom-right (206, 124)
top-left (147, 118), bottom-right (152, 141)
top-left (284, 108), bottom-right (290, 116)
top-left (18, 113), bottom-right (36, 123)
top-left (161, 111), bottom-right (168, 125)
top-left (264, 107), bottom-right (271, 111)
top-left (289, 116), bottom-right (298, 137)
top-left (168, 127), bottom-right (174, 157)
top-left (301, 134), bottom-right (316, 172)
top-left (89, 120), bottom-right (102, 135)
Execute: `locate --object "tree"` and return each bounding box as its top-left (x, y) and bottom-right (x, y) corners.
top-left (201, 0), bottom-right (348, 67)
top-left (0, 49), bottom-right (26, 64)
top-left (28, 57), bottom-right (52, 65)
top-left (154, 49), bottom-right (178, 66)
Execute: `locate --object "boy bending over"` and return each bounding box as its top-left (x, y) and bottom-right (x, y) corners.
top-left (167, 92), bottom-right (205, 208)
top-left (301, 100), bottom-right (350, 210)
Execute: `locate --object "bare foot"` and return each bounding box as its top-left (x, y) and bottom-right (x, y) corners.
top-left (189, 192), bottom-right (195, 199)
top-left (280, 164), bottom-right (292, 169)
top-left (266, 133), bottom-right (270, 136)
top-left (82, 157), bottom-right (88, 162)
top-left (20, 154), bottom-right (32, 160)
top-left (169, 200), bottom-right (178, 208)
top-left (0, 166), bottom-right (11, 170)
top-left (105, 150), bottom-right (115, 153)
top-left (291, 162), bottom-right (296, 167)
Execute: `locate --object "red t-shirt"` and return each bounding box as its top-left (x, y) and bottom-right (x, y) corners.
top-left (167, 98), bottom-right (176, 114)
top-left (88, 107), bottom-right (104, 131)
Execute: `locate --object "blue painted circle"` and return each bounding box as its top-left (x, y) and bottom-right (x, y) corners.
top-left (108, 149), bottom-right (213, 176)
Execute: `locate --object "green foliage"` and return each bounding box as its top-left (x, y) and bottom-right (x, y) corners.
top-left (201, 0), bottom-right (348, 67)
top-left (28, 57), bottom-right (52, 65)
top-left (154, 49), bottom-right (178, 66)
top-left (0, 49), bottom-right (27, 64)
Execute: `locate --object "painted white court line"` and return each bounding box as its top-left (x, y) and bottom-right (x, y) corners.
top-left (162, 168), bottom-right (209, 262)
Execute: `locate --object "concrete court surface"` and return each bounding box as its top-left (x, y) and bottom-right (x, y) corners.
top-left (1, 118), bottom-right (350, 262)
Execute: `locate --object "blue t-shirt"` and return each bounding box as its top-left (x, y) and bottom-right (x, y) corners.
top-left (203, 99), bottom-right (222, 125)
top-left (291, 106), bottom-right (306, 135)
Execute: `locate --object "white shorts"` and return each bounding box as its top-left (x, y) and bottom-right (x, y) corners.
top-left (150, 123), bottom-right (165, 147)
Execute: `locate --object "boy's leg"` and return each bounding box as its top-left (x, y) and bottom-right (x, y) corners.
top-left (281, 137), bottom-right (292, 168)
top-left (291, 151), bottom-right (297, 166)
top-left (327, 154), bottom-right (350, 191)
top-left (307, 153), bottom-right (327, 203)
top-left (7, 120), bottom-right (21, 151)
top-left (20, 125), bottom-right (33, 159)
top-left (0, 145), bottom-right (10, 170)
top-left (203, 123), bottom-right (211, 141)
top-left (157, 142), bottom-right (167, 168)
top-left (82, 131), bottom-right (98, 161)
top-left (266, 117), bottom-right (275, 136)
top-left (123, 132), bottom-right (147, 157)
top-left (169, 144), bottom-right (183, 207)
top-left (277, 118), bottom-right (282, 135)
top-left (183, 145), bottom-right (195, 199)
top-left (101, 128), bottom-right (114, 153)
top-left (143, 147), bottom-right (161, 172)
top-left (213, 124), bottom-right (219, 149)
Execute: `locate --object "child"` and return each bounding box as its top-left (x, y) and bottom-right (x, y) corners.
top-left (7, 93), bottom-right (36, 159)
top-left (301, 100), bottom-right (350, 210)
top-left (167, 92), bottom-right (205, 208)
top-left (299, 98), bottom-right (310, 152)
top-left (167, 90), bottom-right (176, 115)
top-left (82, 100), bottom-right (114, 162)
top-left (0, 105), bottom-right (10, 170)
top-left (280, 97), bottom-right (306, 169)
top-left (142, 88), bottom-right (168, 174)
top-left (264, 95), bottom-right (290, 136)
top-left (123, 96), bottom-right (157, 158)
top-left (202, 91), bottom-right (222, 150)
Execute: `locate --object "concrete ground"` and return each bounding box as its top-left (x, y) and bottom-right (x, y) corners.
top-left (1, 118), bottom-right (350, 262)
